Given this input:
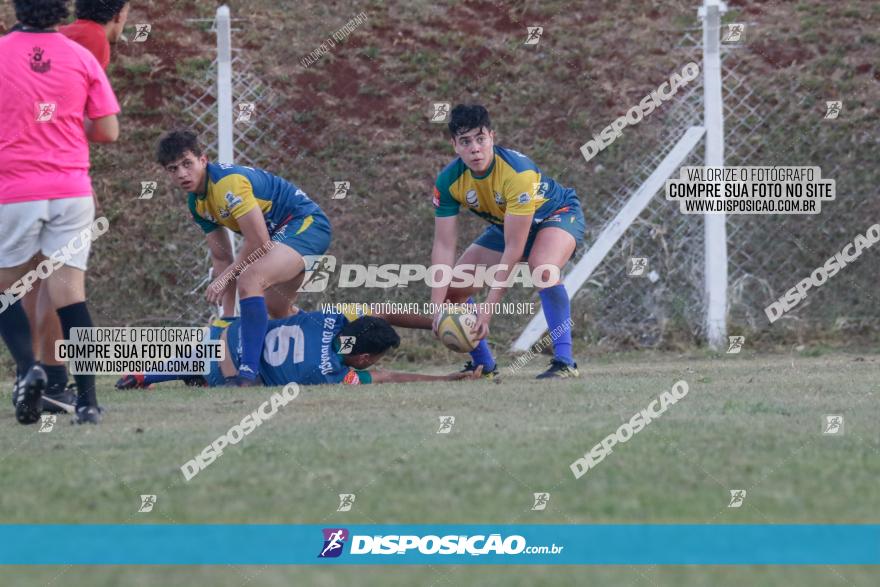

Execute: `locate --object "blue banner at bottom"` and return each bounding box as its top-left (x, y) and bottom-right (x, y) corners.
top-left (0, 525), bottom-right (877, 565)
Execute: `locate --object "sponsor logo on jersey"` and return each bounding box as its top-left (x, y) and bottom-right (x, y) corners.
top-left (319, 317), bottom-right (338, 375)
top-left (225, 191), bottom-right (243, 208)
top-left (217, 191), bottom-right (243, 219)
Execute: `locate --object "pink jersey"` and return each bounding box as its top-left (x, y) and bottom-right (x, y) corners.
top-left (0, 29), bottom-right (120, 204)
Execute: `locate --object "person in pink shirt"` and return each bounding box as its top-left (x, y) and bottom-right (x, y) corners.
top-left (0, 0), bottom-right (120, 425)
top-left (19, 0), bottom-right (128, 420)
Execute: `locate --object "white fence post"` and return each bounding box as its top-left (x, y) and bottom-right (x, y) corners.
top-left (215, 5), bottom-right (237, 313)
top-left (216, 5), bottom-right (234, 165)
top-left (700, 0), bottom-right (728, 349)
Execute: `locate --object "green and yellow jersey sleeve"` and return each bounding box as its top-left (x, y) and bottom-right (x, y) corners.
top-left (188, 193), bottom-right (220, 234)
top-left (188, 162), bottom-right (324, 236)
top-left (433, 166), bottom-right (461, 218)
top-left (209, 173), bottom-right (259, 221)
top-left (501, 166), bottom-right (541, 217)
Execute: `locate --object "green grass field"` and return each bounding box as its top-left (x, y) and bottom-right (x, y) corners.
top-left (1, 350), bottom-right (877, 585)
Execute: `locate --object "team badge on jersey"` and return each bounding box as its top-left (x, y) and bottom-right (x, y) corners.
top-left (224, 191), bottom-right (242, 208)
top-left (494, 192), bottom-right (504, 206)
top-left (432, 186), bottom-right (441, 208)
top-left (219, 191), bottom-right (243, 218)
top-left (343, 370), bottom-right (361, 385)
top-left (517, 192), bottom-right (531, 205)
top-left (465, 190), bottom-right (479, 207)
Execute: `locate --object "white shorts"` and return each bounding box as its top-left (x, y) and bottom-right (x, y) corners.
top-left (0, 197), bottom-right (96, 271)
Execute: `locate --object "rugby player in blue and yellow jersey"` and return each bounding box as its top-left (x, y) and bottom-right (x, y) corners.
top-left (116, 308), bottom-right (482, 389)
top-left (156, 130), bottom-right (331, 386)
top-left (430, 105), bottom-right (586, 379)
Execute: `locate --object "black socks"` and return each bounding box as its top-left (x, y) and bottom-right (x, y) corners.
top-left (56, 302), bottom-right (97, 408)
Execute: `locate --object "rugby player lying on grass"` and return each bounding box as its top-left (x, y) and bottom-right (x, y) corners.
top-left (116, 308), bottom-right (481, 389)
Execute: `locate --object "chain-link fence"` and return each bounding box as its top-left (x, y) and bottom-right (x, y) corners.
top-left (565, 23), bottom-right (876, 349)
top-left (169, 12), bottom-right (878, 349)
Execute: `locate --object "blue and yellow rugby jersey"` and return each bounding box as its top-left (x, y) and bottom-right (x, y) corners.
top-left (222, 310), bottom-right (371, 386)
top-left (188, 163), bottom-right (322, 235)
top-left (433, 145), bottom-right (577, 225)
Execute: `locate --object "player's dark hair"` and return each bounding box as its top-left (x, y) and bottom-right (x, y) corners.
top-left (340, 317), bottom-right (400, 356)
top-left (156, 130), bottom-right (203, 166)
top-left (448, 104), bottom-right (492, 138)
top-left (14, 0), bottom-right (69, 29)
top-left (75, 0), bottom-right (129, 24)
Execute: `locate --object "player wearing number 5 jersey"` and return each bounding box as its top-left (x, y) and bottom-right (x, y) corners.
top-left (157, 130), bottom-right (332, 387)
top-left (211, 311), bottom-right (384, 386)
top-left (116, 309), bottom-right (482, 388)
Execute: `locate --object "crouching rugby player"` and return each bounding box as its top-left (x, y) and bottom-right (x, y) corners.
top-left (157, 130), bottom-right (333, 387)
top-left (429, 104), bottom-right (586, 379)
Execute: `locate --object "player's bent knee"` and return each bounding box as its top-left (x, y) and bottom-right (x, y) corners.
top-left (236, 271), bottom-right (266, 297)
top-left (527, 259), bottom-right (562, 288)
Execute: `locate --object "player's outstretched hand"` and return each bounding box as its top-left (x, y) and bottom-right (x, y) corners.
top-left (473, 310), bottom-right (491, 340)
top-left (446, 365), bottom-right (483, 380)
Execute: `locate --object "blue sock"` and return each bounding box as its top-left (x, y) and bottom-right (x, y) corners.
top-left (143, 373), bottom-right (184, 385)
top-left (539, 284), bottom-right (574, 365)
top-left (0, 300), bottom-right (35, 374)
top-left (238, 296), bottom-right (268, 380)
top-left (466, 297), bottom-right (495, 371)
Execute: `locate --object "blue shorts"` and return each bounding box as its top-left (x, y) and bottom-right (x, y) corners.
top-left (473, 196), bottom-right (585, 259)
top-left (273, 212), bottom-right (331, 257)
